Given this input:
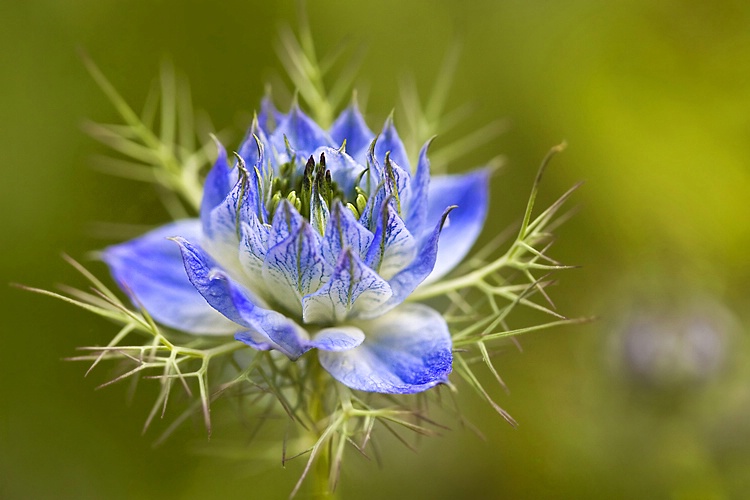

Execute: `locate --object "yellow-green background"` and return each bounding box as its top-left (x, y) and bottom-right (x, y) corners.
top-left (2, 1), bottom-right (749, 498)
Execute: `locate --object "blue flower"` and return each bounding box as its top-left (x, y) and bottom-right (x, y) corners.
top-left (103, 100), bottom-right (490, 394)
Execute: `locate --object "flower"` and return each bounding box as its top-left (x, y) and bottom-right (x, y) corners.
top-left (103, 100), bottom-right (490, 394)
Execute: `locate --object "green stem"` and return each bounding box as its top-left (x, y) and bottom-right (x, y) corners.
top-left (312, 445), bottom-right (334, 499)
top-left (309, 358), bottom-right (336, 500)
top-left (408, 254), bottom-right (510, 300)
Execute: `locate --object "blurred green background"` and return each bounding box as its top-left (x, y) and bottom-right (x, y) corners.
top-left (3, 0), bottom-right (749, 498)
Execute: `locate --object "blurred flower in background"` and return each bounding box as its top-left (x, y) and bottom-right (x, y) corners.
top-left (613, 295), bottom-right (734, 389)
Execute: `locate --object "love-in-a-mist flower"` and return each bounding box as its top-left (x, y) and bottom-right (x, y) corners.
top-left (103, 100), bottom-right (489, 394)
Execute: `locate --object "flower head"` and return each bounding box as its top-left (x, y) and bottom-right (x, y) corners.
top-left (103, 100), bottom-right (490, 394)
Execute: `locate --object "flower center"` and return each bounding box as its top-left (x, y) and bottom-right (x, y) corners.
top-left (264, 152), bottom-right (369, 226)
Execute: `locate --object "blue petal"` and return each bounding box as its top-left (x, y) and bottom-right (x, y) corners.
top-left (203, 166), bottom-right (266, 276)
top-left (235, 329), bottom-right (279, 351)
top-left (382, 153), bottom-right (412, 216)
top-left (358, 144), bottom-right (410, 229)
top-left (200, 140), bottom-right (238, 237)
top-left (263, 210), bottom-right (328, 316)
top-left (102, 220), bottom-right (237, 335)
top-left (309, 326), bottom-right (365, 352)
top-left (269, 103), bottom-right (334, 158)
top-left (329, 102), bottom-right (374, 161)
top-left (321, 202), bottom-right (374, 267)
top-left (302, 248), bottom-right (393, 324)
top-left (174, 237), bottom-right (310, 359)
top-left (312, 147), bottom-right (365, 198)
top-left (238, 215), bottom-right (271, 293)
top-left (257, 95), bottom-right (283, 135)
top-left (269, 199), bottom-right (304, 245)
top-left (365, 200), bottom-right (417, 281)
top-left (357, 179), bottom-right (387, 232)
top-left (374, 116), bottom-right (411, 173)
top-left (172, 237), bottom-right (259, 324)
top-left (357, 145), bottom-right (387, 231)
top-left (381, 206), bottom-right (455, 311)
top-left (237, 118), bottom-right (272, 180)
top-left (404, 139), bottom-right (432, 234)
top-left (319, 303), bottom-right (452, 394)
top-left (365, 136), bottom-right (385, 182)
top-left (424, 168), bottom-right (491, 282)
top-left (220, 272), bottom-right (309, 359)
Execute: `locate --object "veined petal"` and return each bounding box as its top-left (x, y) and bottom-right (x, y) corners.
top-left (102, 220), bottom-right (237, 335)
top-left (311, 146), bottom-right (365, 198)
top-left (374, 116), bottom-right (411, 173)
top-left (269, 103), bottom-right (334, 158)
top-left (383, 153), bottom-right (412, 217)
top-left (235, 329), bottom-right (279, 351)
top-left (358, 142), bottom-right (410, 229)
top-left (263, 216), bottom-right (328, 316)
top-left (365, 137), bottom-right (385, 183)
top-left (378, 206), bottom-right (454, 313)
top-left (225, 282), bottom-right (310, 359)
top-left (238, 215), bottom-right (271, 294)
top-left (329, 102), bottom-right (374, 162)
top-left (365, 200), bottom-right (417, 281)
top-left (321, 202), bottom-right (374, 266)
top-left (172, 237), bottom-right (261, 324)
top-left (319, 303), bottom-right (452, 394)
top-left (200, 140), bottom-right (238, 236)
top-left (174, 237), bottom-right (309, 359)
top-left (357, 179), bottom-right (387, 232)
top-left (404, 139), bottom-right (432, 233)
top-left (204, 167), bottom-right (264, 278)
top-left (302, 248), bottom-right (393, 324)
top-left (269, 199), bottom-right (304, 245)
top-left (423, 168), bottom-right (491, 283)
top-left (310, 326), bottom-right (365, 352)
top-left (237, 118), bottom-right (272, 181)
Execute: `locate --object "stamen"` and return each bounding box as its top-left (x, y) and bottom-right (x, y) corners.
top-left (264, 152), bottom-right (364, 222)
top-left (384, 152), bottom-right (402, 214)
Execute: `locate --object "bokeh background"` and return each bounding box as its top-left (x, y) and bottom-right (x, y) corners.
top-left (3, 1), bottom-right (749, 498)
